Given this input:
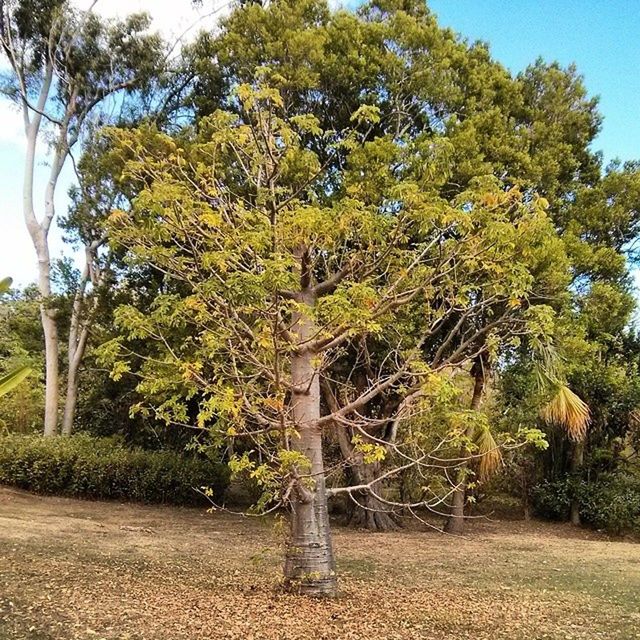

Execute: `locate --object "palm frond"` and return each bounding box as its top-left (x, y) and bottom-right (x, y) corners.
top-left (531, 339), bottom-right (562, 390)
top-left (0, 277), bottom-right (12, 295)
top-left (540, 385), bottom-right (590, 441)
top-left (474, 426), bottom-right (502, 481)
top-left (0, 366), bottom-right (32, 397)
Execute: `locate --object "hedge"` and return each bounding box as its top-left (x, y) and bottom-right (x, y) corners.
top-left (0, 433), bottom-right (229, 506)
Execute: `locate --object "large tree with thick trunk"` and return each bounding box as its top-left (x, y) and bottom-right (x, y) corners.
top-left (101, 78), bottom-right (564, 594)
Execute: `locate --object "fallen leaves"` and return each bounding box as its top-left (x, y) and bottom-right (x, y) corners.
top-left (0, 488), bottom-right (638, 640)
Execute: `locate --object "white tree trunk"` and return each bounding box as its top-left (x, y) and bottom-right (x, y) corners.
top-left (20, 61), bottom-right (67, 437)
top-left (40, 274), bottom-right (60, 437)
top-left (283, 293), bottom-right (337, 596)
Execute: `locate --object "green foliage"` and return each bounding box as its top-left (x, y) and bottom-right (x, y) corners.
top-left (532, 472), bottom-right (640, 534)
top-left (531, 478), bottom-right (573, 521)
top-left (0, 283), bottom-right (44, 432)
top-left (0, 433), bottom-right (230, 506)
top-left (8, 0), bottom-right (633, 534)
top-left (1, 0), bottom-right (166, 124)
top-left (579, 472), bottom-right (640, 535)
top-left (0, 365), bottom-right (31, 397)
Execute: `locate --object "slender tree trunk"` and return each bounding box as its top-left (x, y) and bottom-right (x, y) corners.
top-left (62, 364), bottom-right (79, 436)
top-left (445, 355), bottom-right (486, 534)
top-left (61, 250), bottom-right (95, 436)
top-left (31, 206), bottom-right (59, 437)
top-left (41, 303), bottom-right (59, 436)
top-left (283, 292), bottom-right (337, 596)
top-left (569, 440), bottom-right (584, 526)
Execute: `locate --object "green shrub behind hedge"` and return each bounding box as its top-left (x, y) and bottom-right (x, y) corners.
top-left (0, 433), bottom-right (229, 506)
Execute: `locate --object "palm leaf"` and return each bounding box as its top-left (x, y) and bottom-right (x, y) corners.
top-left (540, 385), bottom-right (590, 441)
top-left (475, 426), bottom-right (502, 481)
top-left (0, 366), bottom-right (32, 397)
top-left (0, 277), bottom-right (12, 295)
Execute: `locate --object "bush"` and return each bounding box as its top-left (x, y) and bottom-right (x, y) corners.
top-left (531, 478), bottom-right (573, 521)
top-left (579, 472), bottom-right (640, 535)
top-left (532, 472), bottom-right (640, 534)
top-left (0, 433), bottom-right (229, 506)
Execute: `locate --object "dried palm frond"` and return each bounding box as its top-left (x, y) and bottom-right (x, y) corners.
top-left (474, 426), bottom-right (502, 481)
top-left (540, 385), bottom-right (590, 442)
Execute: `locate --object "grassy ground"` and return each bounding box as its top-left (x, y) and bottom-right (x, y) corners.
top-left (0, 487), bottom-right (638, 640)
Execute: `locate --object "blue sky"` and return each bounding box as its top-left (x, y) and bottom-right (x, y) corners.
top-left (1, 0), bottom-right (639, 286)
top-left (427, 0), bottom-right (640, 165)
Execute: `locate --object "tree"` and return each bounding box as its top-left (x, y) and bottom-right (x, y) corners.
top-left (100, 78), bottom-right (560, 594)
top-left (183, 0), bottom-right (585, 530)
top-left (0, 0), bottom-right (164, 435)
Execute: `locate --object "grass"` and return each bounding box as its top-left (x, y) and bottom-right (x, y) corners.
top-left (0, 487), bottom-right (639, 640)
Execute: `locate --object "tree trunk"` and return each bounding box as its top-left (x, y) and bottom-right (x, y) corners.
top-left (21, 69), bottom-right (62, 437)
top-left (283, 295), bottom-right (336, 596)
top-left (569, 440), bottom-right (584, 526)
top-left (444, 355), bottom-right (486, 534)
top-left (325, 384), bottom-right (398, 532)
top-left (61, 254), bottom-right (92, 436)
top-left (41, 304), bottom-right (59, 437)
top-left (35, 230), bottom-right (59, 437)
top-left (344, 452), bottom-right (398, 532)
top-left (61, 363), bottom-right (79, 436)
top-left (445, 481), bottom-right (467, 534)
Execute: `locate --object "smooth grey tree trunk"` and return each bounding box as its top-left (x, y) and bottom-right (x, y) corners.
top-left (283, 293), bottom-right (337, 596)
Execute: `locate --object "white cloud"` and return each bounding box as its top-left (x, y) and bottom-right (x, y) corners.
top-left (75, 0), bottom-right (230, 43)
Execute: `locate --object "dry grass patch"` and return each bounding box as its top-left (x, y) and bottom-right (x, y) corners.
top-left (0, 487), bottom-right (638, 639)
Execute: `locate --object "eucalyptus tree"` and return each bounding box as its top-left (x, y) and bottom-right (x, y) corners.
top-left (0, 0), bottom-right (164, 435)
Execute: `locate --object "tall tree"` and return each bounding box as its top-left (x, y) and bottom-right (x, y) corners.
top-left (101, 81), bottom-right (559, 594)
top-left (0, 0), bottom-right (164, 435)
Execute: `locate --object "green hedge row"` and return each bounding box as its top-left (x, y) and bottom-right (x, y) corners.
top-left (0, 433), bottom-right (229, 506)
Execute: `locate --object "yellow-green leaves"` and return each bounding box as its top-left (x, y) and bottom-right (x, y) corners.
top-left (351, 434), bottom-right (386, 464)
top-left (350, 104), bottom-right (381, 126)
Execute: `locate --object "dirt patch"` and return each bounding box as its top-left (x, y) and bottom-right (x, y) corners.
top-left (1, 487), bottom-right (638, 639)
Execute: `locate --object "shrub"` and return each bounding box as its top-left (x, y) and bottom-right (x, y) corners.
top-left (531, 478), bottom-right (573, 521)
top-left (532, 472), bottom-right (640, 534)
top-left (579, 472), bottom-right (640, 535)
top-left (0, 433), bottom-right (229, 506)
